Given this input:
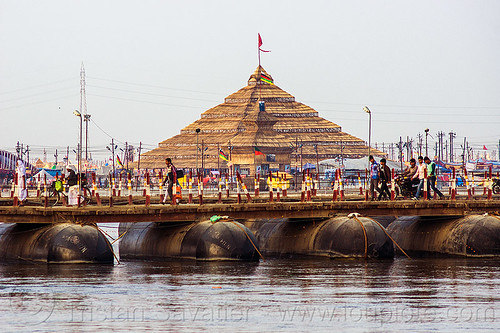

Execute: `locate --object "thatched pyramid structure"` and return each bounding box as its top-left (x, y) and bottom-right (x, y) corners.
top-left (140, 66), bottom-right (380, 175)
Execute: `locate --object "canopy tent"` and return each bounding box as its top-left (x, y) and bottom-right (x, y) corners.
top-left (32, 169), bottom-right (61, 182)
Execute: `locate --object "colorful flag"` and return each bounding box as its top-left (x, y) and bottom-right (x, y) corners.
top-left (219, 149), bottom-right (229, 161)
top-left (483, 145), bottom-right (487, 150)
top-left (117, 155), bottom-right (124, 168)
top-left (254, 146), bottom-right (265, 156)
top-left (258, 33), bottom-right (270, 53)
top-left (260, 73), bottom-right (274, 85)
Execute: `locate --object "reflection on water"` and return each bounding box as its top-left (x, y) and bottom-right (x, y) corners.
top-left (0, 257), bottom-right (499, 332)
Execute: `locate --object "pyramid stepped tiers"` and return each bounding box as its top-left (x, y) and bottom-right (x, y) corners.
top-left (140, 66), bottom-right (381, 174)
top-left (0, 223), bottom-right (114, 264)
top-left (118, 219), bottom-right (261, 261)
top-left (387, 215), bottom-right (500, 257)
top-left (243, 216), bottom-right (394, 259)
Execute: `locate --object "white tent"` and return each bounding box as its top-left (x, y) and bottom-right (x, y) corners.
top-left (32, 169), bottom-right (56, 183)
top-left (319, 156), bottom-right (402, 172)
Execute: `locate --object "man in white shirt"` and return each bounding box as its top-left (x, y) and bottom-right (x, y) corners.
top-left (412, 156), bottom-right (427, 200)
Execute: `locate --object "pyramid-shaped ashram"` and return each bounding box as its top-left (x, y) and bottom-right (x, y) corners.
top-left (140, 66), bottom-right (382, 175)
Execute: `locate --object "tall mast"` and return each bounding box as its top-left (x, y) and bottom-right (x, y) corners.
top-left (80, 63), bottom-right (90, 162)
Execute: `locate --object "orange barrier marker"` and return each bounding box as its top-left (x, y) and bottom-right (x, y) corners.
top-left (127, 172), bottom-right (132, 205)
top-left (43, 174), bottom-right (48, 208)
top-left (276, 176), bottom-right (281, 202)
top-left (364, 169), bottom-right (369, 201)
top-left (339, 169), bottom-right (345, 201)
top-left (36, 174), bottom-right (41, 197)
top-left (306, 170), bottom-right (311, 202)
top-left (390, 169), bottom-right (396, 201)
top-left (483, 171), bottom-right (488, 196)
top-left (198, 173), bottom-right (203, 205)
top-left (451, 168), bottom-right (457, 200)
top-left (464, 168), bottom-right (472, 200)
top-left (10, 172), bottom-right (16, 198)
top-left (300, 170), bottom-right (305, 202)
top-left (423, 168), bottom-right (428, 200)
top-left (159, 170), bottom-right (164, 203)
top-left (188, 171), bottom-right (193, 204)
top-left (358, 172), bottom-right (363, 195)
top-left (118, 174), bottom-right (122, 197)
top-left (145, 171), bottom-right (151, 206)
top-left (254, 174), bottom-right (259, 198)
top-left (269, 171), bottom-right (274, 203)
top-left (487, 167), bottom-right (493, 200)
top-left (92, 172), bottom-right (97, 197)
top-left (13, 173), bottom-right (19, 206)
top-left (332, 169), bottom-right (338, 202)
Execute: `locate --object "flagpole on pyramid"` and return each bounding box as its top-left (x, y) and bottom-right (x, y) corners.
top-left (258, 34), bottom-right (261, 101)
top-left (258, 33), bottom-right (262, 68)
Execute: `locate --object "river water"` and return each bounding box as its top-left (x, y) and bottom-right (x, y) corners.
top-left (0, 221), bottom-right (499, 332)
top-left (1, 255), bottom-right (499, 332)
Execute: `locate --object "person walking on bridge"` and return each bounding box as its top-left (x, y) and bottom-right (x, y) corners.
top-left (425, 156), bottom-right (445, 200)
top-left (378, 158), bottom-right (391, 200)
top-left (369, 155), bottom-right (380, 201)
top-left (162, 158), bottom-right (177, 204)
top-left (412, 156), bottom-right (427, 200)
top-left (16, 160), bottom-right (27, 204)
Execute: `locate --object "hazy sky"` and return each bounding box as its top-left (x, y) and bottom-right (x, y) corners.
top-left (1, 0), bottom-right (499, 162)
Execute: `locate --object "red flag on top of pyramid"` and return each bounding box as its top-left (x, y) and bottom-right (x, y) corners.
top-left (258, 33), bottom-right (270, 53)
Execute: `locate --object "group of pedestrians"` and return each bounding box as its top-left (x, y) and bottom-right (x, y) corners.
top-left (410, 156), bottom-right (444, 200)
top-left (369, 155), bottom-right (444, 201)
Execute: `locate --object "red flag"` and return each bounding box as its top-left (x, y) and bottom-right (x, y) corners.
top-left (254, 146), bottom-right (265, 156)
top-left (258, 33), bottom-right (271, 52)
top-left (483, 145), bottom-right (487, 150)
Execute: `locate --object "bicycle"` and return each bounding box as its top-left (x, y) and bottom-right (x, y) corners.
top-left (47, 177), bottom-right (92, 206)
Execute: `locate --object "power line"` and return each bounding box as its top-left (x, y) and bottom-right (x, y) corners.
top-left (87, 84), bottom-right (219, 103)
top-left (87, 76), bottom-right (221, 96)
top-left (0, 77), bottom-right (77, 95)
top-left (87, 93), bottom-right (208, 109)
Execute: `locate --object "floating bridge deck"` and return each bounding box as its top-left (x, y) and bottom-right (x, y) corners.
top-left (0, 196), bottom-right (499, 224)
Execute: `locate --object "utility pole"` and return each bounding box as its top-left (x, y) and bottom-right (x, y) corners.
top-left (136, 142), bottom-right (142, 191)
top-left (437, 131), bottom-right (445, 161)
top-left (80, 63), bottom-right (91, 161)
top-left (449, 132), bottom-right (456, 162)
top-left (462, 137), bottom-right (467, 167)
top-left (26, 145), bottom-right (30, 166)
top-left (54, 149), bottom-right (58, 166)
top-left (406, 137), bottom-right (410, 162)
top-left (398, 136), bottom-right (403, 171)
top-left (445, 140), bottom-right (448, 163)
top-left (111, 138), bottom-right (115, 178)
top-left (425, 128), bottom-right (430, 156)
top-left (125, 142), bottom-right (129, 171)
top-left (417, 133), bottom-right (423, 156)
top-left (201, 140), bottom-right (205, 177)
